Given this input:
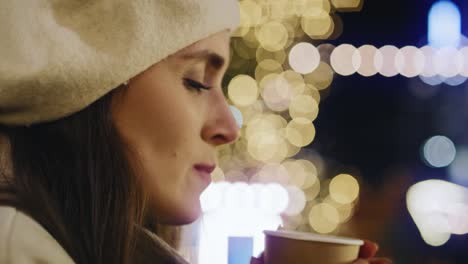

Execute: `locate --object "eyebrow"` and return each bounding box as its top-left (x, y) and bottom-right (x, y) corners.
top-left (181, 50), bottom-right (227, 70)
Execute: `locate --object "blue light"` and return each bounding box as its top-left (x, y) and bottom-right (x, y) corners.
top-left (428, 1), bottom-right (462, 48)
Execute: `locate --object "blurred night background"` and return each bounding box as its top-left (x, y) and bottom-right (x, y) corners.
top-left (314, 0), bottom-right (468, 263)
top-left (188, 1), bottom-right (468, 264)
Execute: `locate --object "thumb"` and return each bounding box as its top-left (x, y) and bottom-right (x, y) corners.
top-left (250, 257), bottom-right (263, 264)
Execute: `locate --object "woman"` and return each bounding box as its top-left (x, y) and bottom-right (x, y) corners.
top-left (0, 0), bottom-right (389, 263)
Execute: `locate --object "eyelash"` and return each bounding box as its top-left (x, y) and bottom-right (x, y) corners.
top-left (183, 78), bottom-right (212, 92)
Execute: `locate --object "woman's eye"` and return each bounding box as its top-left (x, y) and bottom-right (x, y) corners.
top-left (183, 78), bottom-right (212, 92)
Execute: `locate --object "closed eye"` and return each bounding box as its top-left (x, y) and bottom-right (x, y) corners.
top-left (183, 78), bottom-right (212, 92)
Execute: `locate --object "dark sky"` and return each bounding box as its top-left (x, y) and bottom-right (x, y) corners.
top-left (311, 0), bottom-right (468, 186)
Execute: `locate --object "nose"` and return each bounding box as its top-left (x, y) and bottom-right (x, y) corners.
top-left (202, 92), bottom-right (240, 146)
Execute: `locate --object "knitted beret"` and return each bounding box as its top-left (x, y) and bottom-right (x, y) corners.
top-left (0, 0), bottom-right (240, 126)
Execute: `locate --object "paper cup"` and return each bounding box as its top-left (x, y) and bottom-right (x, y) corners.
top-left (263, 229), bottom-right (364, 264)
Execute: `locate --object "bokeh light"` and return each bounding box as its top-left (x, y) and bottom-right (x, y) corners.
top-left (395, 46), bottom-right (425, 78)
top-left (283, 185), bottom-right (307, 215)
top-left (285, 118), bottom-right (316, 147)
top-left (331, 44), bottom-right (360, 76)
top-left (330, 0), bottom-right (362, 10)
top-left (329, 174), bottom-right (360, 204)
top-left (289, 95), bottom-right (319, 122)
top-left (356, 45), bottom-right (381, 77)
top-left (256, 47), bottom-right (287, 65)
top-left (301, 9), bottom-right (334, 39)
top-left (444, 75), bottom-right (467, 86)
top-left (419, 75), bottom-right (445, 86)
top-left (428, 0), bottom-right (462, 48)
top-left (406, 180), bottom-right (468, 247)
top-left (228, 75), bottom-right (259, 107)
top-left (449, 147), bottom-right (468, 186)
top-left (378, 45), bottom-right (399, 77)
top-left (255, 59), bottom-right (284, 82)
top-left (422, 135), bottom-right (456, 168)
top-left (261, 74), bottom-right (293, 112)
top-left (256, 163), bottom-right (290, 185)
top-left (304, 62), bottom-right (334, 90)
top-left (289, 42), bottom-right (320, 74)
top-left (259, 183), bottom-right (290, 214)
top-left (308, 202), bottom-right (340, 234)
top-left (460, 46), bottom-right (468, 77)
top-left (256, 21), bottom-right (289, 52)
top-left (434, 47), bottom-right (463, 77)
top-left (420, 45), bottom-right (438, 77)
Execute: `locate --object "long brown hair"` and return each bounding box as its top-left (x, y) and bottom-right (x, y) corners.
top-left (0, 85), bottom-right (179, 263)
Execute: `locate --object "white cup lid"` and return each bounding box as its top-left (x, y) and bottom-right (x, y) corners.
top-left (264, 229), bottom-right (364, 246)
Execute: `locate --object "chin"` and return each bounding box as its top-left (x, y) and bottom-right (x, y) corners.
top-left (168, 202), bottom-right (202, 225)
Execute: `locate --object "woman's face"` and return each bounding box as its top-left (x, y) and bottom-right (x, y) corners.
top-left (112, 31), bottom-right (239, 224)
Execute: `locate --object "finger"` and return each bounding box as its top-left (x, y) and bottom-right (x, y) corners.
top-left (250, 257), bottom-right (262, 264)
top-left (359, 240), bottom-right (379, 258)
top-left (250, 253), bottom-right (265, 264)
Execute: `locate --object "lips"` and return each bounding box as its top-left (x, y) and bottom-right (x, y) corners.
top-left (193, 164), bottom-right (216, 174)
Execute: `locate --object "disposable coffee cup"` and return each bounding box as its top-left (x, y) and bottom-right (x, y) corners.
top-left (263, 229), bottom-right (364, 264)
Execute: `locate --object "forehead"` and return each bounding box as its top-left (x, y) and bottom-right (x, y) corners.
top-left (175, 31), bottom-right (231, 61)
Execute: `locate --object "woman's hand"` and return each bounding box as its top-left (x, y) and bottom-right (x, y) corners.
top-left (250, 240), bottom-right (392, 264)
top-left (352, 240), bottom-right (392, 264)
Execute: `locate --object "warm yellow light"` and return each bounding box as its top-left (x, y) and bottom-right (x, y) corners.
top-left (331, 44), bottom-right (360, 76)
top-left (285, 118), bottom-right (316, 147)
top-left (296, 159), bottom-right (319, 189)
top-left (255, 21), bottom-right (289, 52)
top-left (248, 131), bottom-right (284, 162)
top-left (261, 74), bottom-right (293, 112)
top-left (228, 75), bottom-right (259, 107)
top-left (304, 62), bottom-right (334, 90)
top-left (255, 60), bottom-right (284, 84)
top-left (301, 10), bottom-right (334, 39)
top-left (356, 45), bottom-right (381, 77)
top-left (264, 113), bottom-right (288, 129)
top-left (233, 4), bottom-right (251, 37)
top-left (395, 46), bottom-right (425, 78)
top-left (256, 47), bottom-right (287, 65)
top-left (378, 45), bottom-right (399, 77)
top-left (304, 180), bottom-right (321, 201)
top-left (302, 84), bottom-right (321, 103)
top-left (329, 174), bottom-right (360, 204)
top-left (285, 137), bottom-right (302, 158)
top-left (211, 167), bottom-right (225, 182)
top-left (239, 0), bottom-right (263, 28)
top-left (289, 95), bottom-right (319, 122)
top-left (267, 0), bottom-right (290, 21)
top-left (330, 0), bottom-right (362, 10)
top-left (243, 28), bottom-right (260, 48)
top-left (232, 38), bottom-right (256, 60)
top-left (282, 160), bottom-right (307, 188)
top-left (308, 203), bottom-right (340, 234)
top-left (295, 0), bottom-right (331, 17)
top-left (245, 114), bottom-right (276, 141)
top-left (256, 163), bottom-right (290, 185)
top-left (323, 196), bottom-right (355, 223)
top-left (420, 46), bottom-right (437, 77)
top-left (282, 213), bottom-right (304, 230)
top-left (289, 42), bottom-right (321, 74)
top-left (237, 100), bottom-right (265, 125)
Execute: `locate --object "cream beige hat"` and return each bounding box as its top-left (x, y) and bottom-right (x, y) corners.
top-left (0, 0), bottom-right (240, 126)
